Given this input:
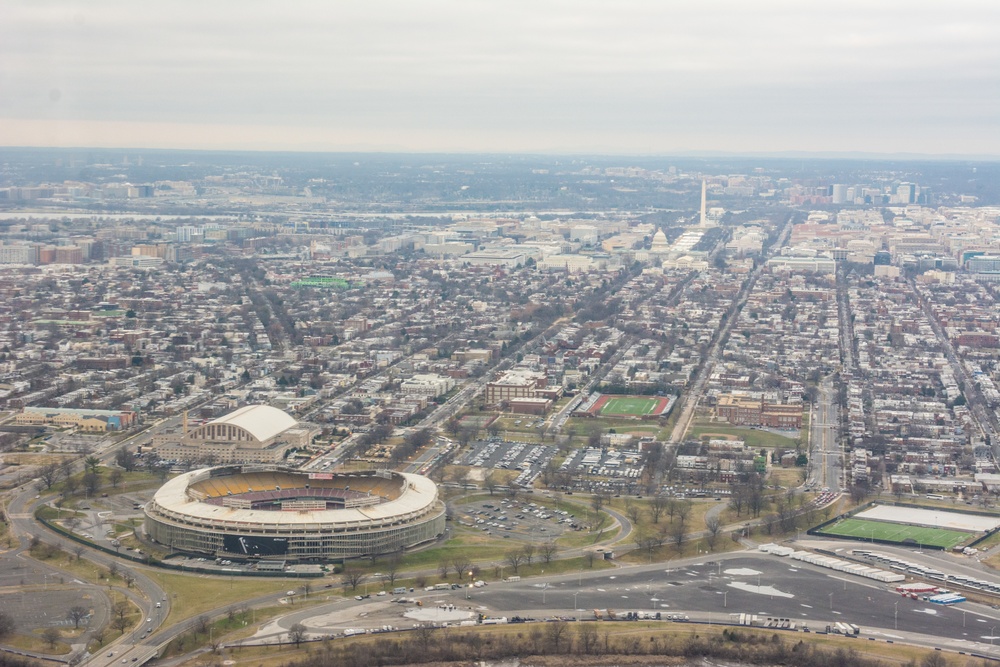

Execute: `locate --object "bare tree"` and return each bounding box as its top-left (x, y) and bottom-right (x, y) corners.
top-left (577, 621), bottom-right (599, 654)
top-left (624, 498), bottom-right (644, 526)
top-left (521, 543), bottom-right (536, 566)
top-left (675, 499), bottom-right (693, 526)
top-left (42, 627), bottom-right (61, 648)
top-left (650, 493), bottom-right (668, 523)
top-left (0, 612), bottom-right (15, 638)
top-left (505, 550), bottom-right (525, 574)
top-left (483, 471), bottom-right (498, 496)
top-left (111, 616), bottom-right (129, 635)
top-left (109, 469), bottom-right (124, 488)
top-left (63, 475), bottom-right (79, 497)
top-left (288, 622), bottom-right (307, 647)
top-left (39, 462), bottom-right (64, 489)
top-left (72, 544), bottom-right (85, 560)
top-left (381, 554), bottom-right (402, 587)
top-left (67, 606), bottom-right (89, 629)
top-left (342, 568), bottom-right (366, 592)
top-left (539, 541), bottom-right (559, 564)
top-left (452, 557), bottom-right (472, 580)
top-left (670, 520), bottom-right (686, 555)
top-left (705, 514), bottom-right (722, 551)
top-left (545, 621), bottom-right (568, 651)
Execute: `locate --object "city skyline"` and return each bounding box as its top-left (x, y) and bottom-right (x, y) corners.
top-left (3, 1), bottom-right (1000, 156)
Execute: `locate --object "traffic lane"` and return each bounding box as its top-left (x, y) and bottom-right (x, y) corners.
top-left (466, 555), bottom-right (986, 641)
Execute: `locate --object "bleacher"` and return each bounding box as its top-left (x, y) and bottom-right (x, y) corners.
top-left (190, 470), bottom-right (404, 508)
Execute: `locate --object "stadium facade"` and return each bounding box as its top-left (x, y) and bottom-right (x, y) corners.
top-left (144, 466), bottom-right (445, 562)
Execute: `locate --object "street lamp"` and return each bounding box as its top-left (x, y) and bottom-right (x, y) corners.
top-left (894, 602), bottom-right (898, 630)
top-left (723, 591), bottom-right (728, 608)
top-left (573, 591), bottom-right (579, 610)
top-left (829, 593), bottom-right (833, 610)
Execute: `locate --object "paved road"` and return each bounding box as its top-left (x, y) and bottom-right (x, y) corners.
top-left (237, 549), bottom-right (1000, 661)
top-left (810, 376), bottom-right (842, 492)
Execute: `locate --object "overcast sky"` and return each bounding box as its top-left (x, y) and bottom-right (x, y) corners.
top-left (3, 1), bottom-right (1000, 155)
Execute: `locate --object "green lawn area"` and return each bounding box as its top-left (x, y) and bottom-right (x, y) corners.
top-left (817, 517), bottom-right (973, 549)
top-left (600, 397), bottom-right (660, 417)
top-left (688, 423), bottom-right (801, 448)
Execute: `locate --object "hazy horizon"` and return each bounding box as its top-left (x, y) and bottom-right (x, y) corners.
top-left (4, 1), bottom-right (1000, 156)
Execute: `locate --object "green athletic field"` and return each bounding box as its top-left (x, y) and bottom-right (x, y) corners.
top-left (817, 517), bottom-right (973, 549)
top-left (600, 397), bottom-right (660, 417)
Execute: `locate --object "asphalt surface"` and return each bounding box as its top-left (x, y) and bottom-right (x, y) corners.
top-left (242, 549), bottom-right (1000, 661)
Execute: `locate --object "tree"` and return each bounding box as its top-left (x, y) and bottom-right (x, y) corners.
top-left (0, 611), bottom-right (15, 638)
top-left (452, 557), bottom-right (472, 580)
top-left (546, 621), bottom-right (568, 651)
top-left (82, 471), bottom-right (101, 497)
top-left (42, 627), bottom-right (61, 648)
top-left (675, 499), bottom-right (693, 526)
top-left (112, 615), bottom-right (129, 635)
top-left (705, 514), bottom-right (722, 551)
top-left (63, 475), bottom-right (79, 497)
top-left (521, 544), bottom-right (536, 566)
top-left (624, 498), bottom-right (643, 525)
top-left (505, 550), bottom-right (525, 574)
top-left (115, 448), bottom-right (138, 472)
top-left (84, 456), bottom-right (101, 475)
top-left (67, 606), bottom-right (89, 629)
top-left (539, 541), bottom-right (559, 564)
top-left (381, 554), bottom-right (402, 587)
top-left (576, 622), bottom-right (599, 654)
top-left (483, 471), bottom-right (498, 496)
top-left (342, 568), bottom-right (366, 591)
top-left (109, 469), bottom-right (124, 488)
top-left (288, 622), bottom-right (307, 647)
top-left (650, 493), bottom-right (668, 524)
top-left (670, 520), bottom-right (687, 555)
top-left (39, 462), bottom-right (64, 489)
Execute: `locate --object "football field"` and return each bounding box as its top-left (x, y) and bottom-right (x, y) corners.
top-left (817, 517), bottom-right (972, 549)
top-left (600, 397), bottom-right (660, 417)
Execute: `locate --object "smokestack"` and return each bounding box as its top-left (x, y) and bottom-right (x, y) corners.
top-left (700, 179), bottom-right (707, 227)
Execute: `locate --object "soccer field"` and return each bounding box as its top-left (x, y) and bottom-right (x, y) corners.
top-left (600, 397), bottom-right (660, 416)
top-left (817, 517), bottom-right (973, 549)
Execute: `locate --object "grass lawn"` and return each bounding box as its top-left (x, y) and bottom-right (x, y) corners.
top-left (768, 467), bottom-right (806, 488)
top-left (152, 570), bottom-right (309, 626)
top-left (600, 396), bottom-right (661, 417)
top-left (817, 517), bottom-right (973, 549)
top-left (689, 423), bottom-right (801, 448)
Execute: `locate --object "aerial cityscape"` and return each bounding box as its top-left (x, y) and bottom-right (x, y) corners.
top-left (0, 149), bottom-right (999, 667)
top-left (4, 2), bottom-right (1000, 667)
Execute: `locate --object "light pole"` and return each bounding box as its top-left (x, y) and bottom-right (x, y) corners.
top-left (573, 591), bottom-right (579, 610)
top-left (894, 602), bottom-right (898, 630)
top-left (992, 626), bottom-right (996, 647)
top-left (723, 591), bottom-right (728, 608)
top-left (829, 593), bottom-right (833, 610)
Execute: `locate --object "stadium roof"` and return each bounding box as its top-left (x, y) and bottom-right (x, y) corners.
top-left (208, 405), bottom-right (298, 443)
top-left (152, 469), bottom-right (438, 527)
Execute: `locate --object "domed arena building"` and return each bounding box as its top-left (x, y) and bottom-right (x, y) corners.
top-left (144, 466), bottom-right (445, 562)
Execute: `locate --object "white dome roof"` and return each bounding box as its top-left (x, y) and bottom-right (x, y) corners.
top-left (207, 404), bottom-right (298, 442)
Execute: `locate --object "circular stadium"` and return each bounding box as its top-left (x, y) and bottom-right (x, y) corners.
top-left (144, 466), bottom-right (446, 562)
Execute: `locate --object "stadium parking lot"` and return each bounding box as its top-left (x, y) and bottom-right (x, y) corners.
top-left (455, 497), bottom-right (578, 542)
